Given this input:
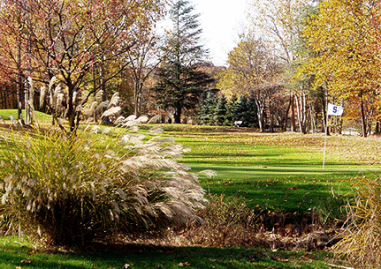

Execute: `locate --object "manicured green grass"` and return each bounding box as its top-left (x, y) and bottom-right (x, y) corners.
top-left (0, 109), bottom-right (52, 121)
top-left (159, 125), bottom-right (381, 213)
top-left (0, 236), bottom-right (335, 268)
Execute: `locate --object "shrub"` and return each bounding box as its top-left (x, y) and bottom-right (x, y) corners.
top-left (333, 177), bottom-right (381, 268)
top-left (183, 194), bottom-right (261, 248)
top-left (0, 126), bottom-right (207, 247)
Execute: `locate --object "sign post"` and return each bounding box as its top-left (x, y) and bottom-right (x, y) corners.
top-left (323, 104), bottom-right (344, 169)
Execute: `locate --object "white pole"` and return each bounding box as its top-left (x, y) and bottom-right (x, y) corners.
top-left (323, 113), bottom-right (329, 169)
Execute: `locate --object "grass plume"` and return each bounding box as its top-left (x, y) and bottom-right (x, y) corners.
top-left (0, 126), bottom-right (207, 247)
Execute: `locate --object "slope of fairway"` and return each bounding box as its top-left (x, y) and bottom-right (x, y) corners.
top-left (165, 127), bottom-right (381, 213)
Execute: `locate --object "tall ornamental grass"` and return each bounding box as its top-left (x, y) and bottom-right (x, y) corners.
top-left (333, 177), bottom-right (381, 268)
top-left (0, 126), bottom-right (207, 247)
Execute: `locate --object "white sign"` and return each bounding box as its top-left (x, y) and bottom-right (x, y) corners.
top-left (327, 103), bottom-right (344, 116)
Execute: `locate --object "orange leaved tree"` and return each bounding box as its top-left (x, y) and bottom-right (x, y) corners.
top-left (0, 0), bottom-right (164, 132)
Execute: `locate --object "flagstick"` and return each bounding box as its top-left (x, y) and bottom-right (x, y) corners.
top-left (323, 103), bottom-right (344, 169)
top-left (323, 113), bottom-right (329, 169)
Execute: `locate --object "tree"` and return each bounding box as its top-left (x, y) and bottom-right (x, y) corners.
top-left (0, 0), bottom-right (33, 123)
top-left (125, 25), bottom-right (164, 117)
top-left (248, 0), bottom-right (312, 133)
top-left (248, 0), bottom-right (309, 64)
top-left (0, 0), bottom-right (164, 132)
top-left (298, 0), bottom-right (381, 137)
top-left (198, 91), bottom-right (216, 125)
top-left (213, 94), bottom-right (228, 126)
top-left (232, 95), bottom-right (250, 127)
top-left (224, 94), bottom-right (238, 126)
top-left (290, 4), bottom-right (330, 134)
top-left (152, 0), bottom-right (212, 123)
top-left (218, 34), bottom-right (284, 132)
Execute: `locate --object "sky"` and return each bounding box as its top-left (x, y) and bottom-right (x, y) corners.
top-left (191, 0), bottom-right (250, 66)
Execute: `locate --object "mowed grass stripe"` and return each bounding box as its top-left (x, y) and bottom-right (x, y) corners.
top-left (164, 128), bottom-right (381, 212)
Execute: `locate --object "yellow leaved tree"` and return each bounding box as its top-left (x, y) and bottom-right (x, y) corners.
top-left (298, 0), bottom-right (381, 137)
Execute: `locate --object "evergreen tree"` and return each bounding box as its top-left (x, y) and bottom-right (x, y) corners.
top-left (225, 94), bottom-right (238, 126)
top-left (213, 94), bottom-right (228, 126)
top-left (198, 91), bottom-right (216, 125)
top-left (247, 94), bottom-right (259, 128)
top-left (235, 96), bottom-right (250, 127)
top-left (230, 95), bottom-right (259, 127)
top-left (152, 0), bottom-right (212, 123)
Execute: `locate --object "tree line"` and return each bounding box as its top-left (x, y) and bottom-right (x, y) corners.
top-left (0, 0), bottom-right (379, 136)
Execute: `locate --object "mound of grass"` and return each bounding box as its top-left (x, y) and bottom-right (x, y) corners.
top-left (0, 109), bottom-right (52, 122)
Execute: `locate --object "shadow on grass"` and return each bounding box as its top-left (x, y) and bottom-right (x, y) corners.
top-left (0, 245), bottom-right (83, 269)
top-left (182, 150), bottom-right (376, 167)
top-left (0, 243), bottom-right (332, 269)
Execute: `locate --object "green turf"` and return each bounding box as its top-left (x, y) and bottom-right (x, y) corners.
top-left (0, 236), bottom-right (335, 269)
top-left (162, 126), bottom-right (381, 213)
top-left (0, 109), bottom-right (52, 121)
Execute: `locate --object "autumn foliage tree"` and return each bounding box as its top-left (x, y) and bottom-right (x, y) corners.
top-left (298, 0), bottom-right (381, 137)
top-left (218, 34), bottom-right (285, 132)
top-left (0, 0), bottom-right (164, 132)
top-left (0, 0), bottom-right (33, 121)
top-left (248, 0), bottom-right (321, 134)
top-left (125, 30), bottom-right (164, 117)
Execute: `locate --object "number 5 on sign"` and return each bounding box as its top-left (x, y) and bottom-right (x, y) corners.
top-left (327, 103), bottom-right (344, 116)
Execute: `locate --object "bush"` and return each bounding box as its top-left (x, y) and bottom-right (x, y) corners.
top-left (333, 177), bottom-right (381, 268)
top-left (0, 125), bottom-right (207, 247)
top-left (183, 194), bottom-right (261, 248)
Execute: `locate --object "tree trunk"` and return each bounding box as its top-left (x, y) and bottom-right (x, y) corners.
top-left (290, 93), bottom-right (296, 132)
top-left (17, 41), bottom-right (23, 122)
top-left (99, 58), bottom-right (107, 102)
top-left (269, 98), bottom-right (274, 133)
top-left (174, 106), bottom-right (182, 123)
top-left (134, 82), bottom-right (143, 117)
top-left (17, 81), bottom-right (23, 122)
top-left (24, 86), bottom-right (31, 124)
top-left (283, 94), bottom-right (292, 132)
top-left (309, 101), bottom-right (316, 133)
top-left (255, 99), bottom-right (265, 132)
top-left (360, 100), bottom-right (367, 137)
top-left (68, 84), bottom-right (76, 133)
top-left (295, 93), bottom-right (307, 134)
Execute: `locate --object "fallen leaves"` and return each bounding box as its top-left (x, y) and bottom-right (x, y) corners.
top-left (178, 262), bottom-right (191, 267)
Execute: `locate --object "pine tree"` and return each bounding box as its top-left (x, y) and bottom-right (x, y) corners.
top-left (152, 0), bottom-right (212, 123)
top-left (198, 91), bottom-right (216, 125)
top-left (213, 94), bottom-right (228, 126)
top-left (247, 94), bottom-right (259, 128)
top-left (225, 94), bottom-right (238, 126)
top-left (230, 95), bottom-right (259, 127)
top-left (235, 96), bottom-right (249, 127)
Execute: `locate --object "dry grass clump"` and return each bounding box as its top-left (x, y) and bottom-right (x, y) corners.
top-left (333, 177), bottom-right (381, 268)
top-left (0, 125), bottom-right (207, 248)
top-left (182, 194), bottom-right (263, 248)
